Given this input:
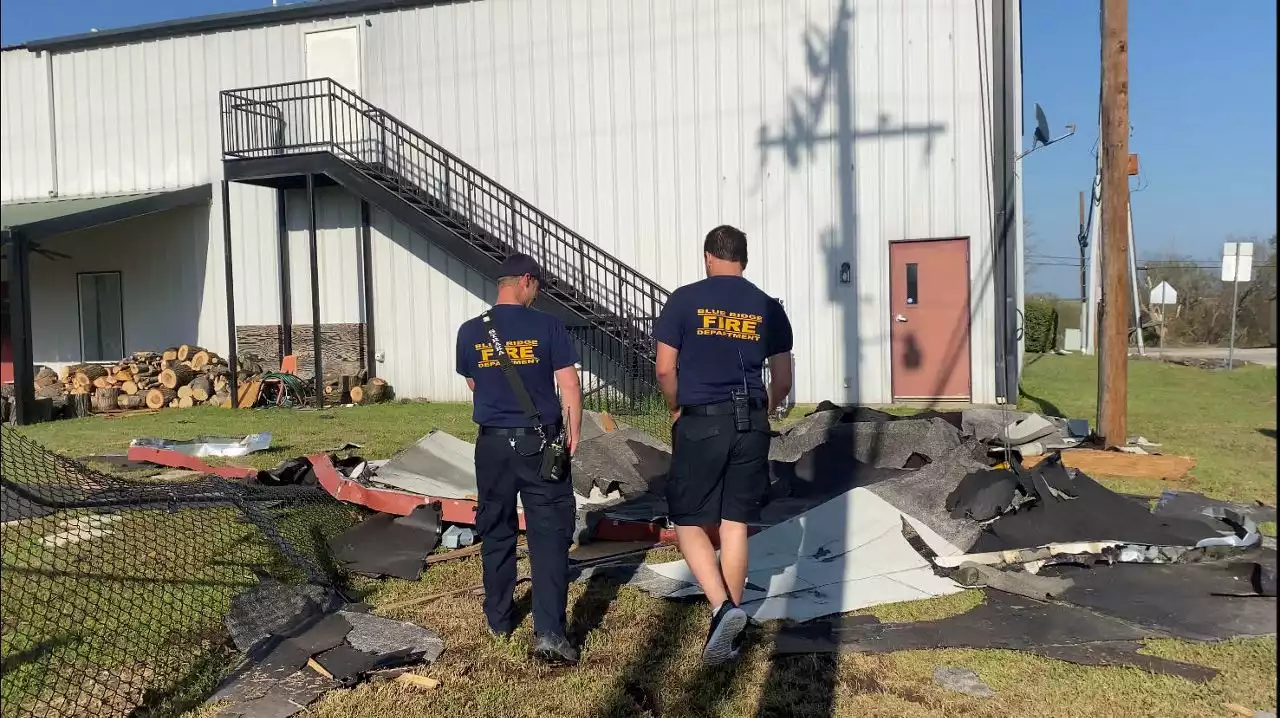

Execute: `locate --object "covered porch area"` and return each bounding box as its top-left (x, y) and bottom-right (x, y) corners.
top-left (2, 185), bottom-right (212, 424)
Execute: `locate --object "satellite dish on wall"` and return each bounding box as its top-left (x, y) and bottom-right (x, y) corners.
top-left (1034, 104), bottom-right (1052, 146)
top-left (1019, 103), bottom-right (1077, 160)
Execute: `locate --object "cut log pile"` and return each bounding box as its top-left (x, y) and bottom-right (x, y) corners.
top-left (36, 345), bottom-right (242, 414)
top-left (13, 344), bottom-right (396, 420)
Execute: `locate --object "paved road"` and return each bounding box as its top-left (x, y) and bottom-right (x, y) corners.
top-left (1146, 346), bottom-right (1277, 368)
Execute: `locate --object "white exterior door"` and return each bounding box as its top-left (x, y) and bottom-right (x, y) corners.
top-left (303, 27), bottom-right (362, 155)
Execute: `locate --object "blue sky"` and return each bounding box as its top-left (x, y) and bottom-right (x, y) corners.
top-left (1021, 0), bottom-right (1277, 295)
top-left (3, 1), bottom-right (1276, 296)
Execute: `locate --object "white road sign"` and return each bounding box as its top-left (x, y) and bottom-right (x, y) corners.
top-left (1149, 281), bottom-right (1178, 306)
top-left (1221, 242), bottom-right (1254, 282)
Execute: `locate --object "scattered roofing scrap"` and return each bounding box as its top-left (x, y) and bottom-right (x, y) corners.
top-left (328, 504), bottom-right (443, 580)
top-left (212, 583), bottom-right (444, 718)
top-left (772, 590), bottom-right (1221, 683)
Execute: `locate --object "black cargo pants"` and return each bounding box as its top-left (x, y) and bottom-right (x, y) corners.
top-left (473, 430), bottom-right (575, 637)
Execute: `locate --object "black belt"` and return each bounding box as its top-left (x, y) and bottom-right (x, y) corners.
top-left (479, 424), bottom-right (561, 437)
top-left (680, 399), bottom-right (766, 417)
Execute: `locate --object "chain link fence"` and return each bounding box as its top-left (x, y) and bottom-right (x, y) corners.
top-left (0, 425), bottom-right (358, 717)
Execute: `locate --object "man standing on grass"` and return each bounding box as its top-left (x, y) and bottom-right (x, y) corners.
top-left (455, 253), bottom-right (583, 665)
top-left (653, 225), bottom-right (794, 664)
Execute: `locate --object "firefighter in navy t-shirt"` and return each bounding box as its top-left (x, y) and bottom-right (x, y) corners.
top-left (455, 253), bottom-right (583, 665)
top-left (653, 225), bottom-right (794, 665)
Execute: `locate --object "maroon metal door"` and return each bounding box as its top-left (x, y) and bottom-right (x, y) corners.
top-left (889, 238), bottom-right (971, 400)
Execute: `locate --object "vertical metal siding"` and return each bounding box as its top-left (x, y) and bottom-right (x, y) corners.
top-left (2, 0), bottom-right (1010, 403)
top-left (284, 186), bottom-right (363, 324)
top-left (0, 50), bottom-right (55, 201)
top-left (362, 0), bottom-right (1003, 403)
top-left (368, 206), bottom-right (496, 400)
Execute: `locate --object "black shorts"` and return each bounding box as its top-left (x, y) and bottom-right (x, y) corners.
top-left (666, 410), bottom-right (771, 526)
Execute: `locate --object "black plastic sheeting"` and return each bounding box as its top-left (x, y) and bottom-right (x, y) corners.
top-left (328, 504), bottom-right (443, 580)
top-left (0, 484), bottom-right (57, 523)
top-left (1042, 550), bottom-right (1278, 642)
top-left (772, 589), bottom-right (1219, 682)
top-left (1153, 490), bottom-right (1278, 527)
top-left (970, 466), bottom-right (1229, 553)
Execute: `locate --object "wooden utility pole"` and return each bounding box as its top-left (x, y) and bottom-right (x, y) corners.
top-left (1097, 0), bottom-right (1130, 446)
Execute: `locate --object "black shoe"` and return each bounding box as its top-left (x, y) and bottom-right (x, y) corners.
top-left (702, 602), bottom-right (748, 666)
top-left (730, 619), bottom-right (748, 657)
top-left (487, 623), bottom-right (513, 640)
top-left (532, 633), bottom-right (580, 665)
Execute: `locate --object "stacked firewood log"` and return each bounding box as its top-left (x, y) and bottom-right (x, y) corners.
top-left (38, 345), bottom-right (248, 412)
top-left (20, 344), bottom-right (396, 418)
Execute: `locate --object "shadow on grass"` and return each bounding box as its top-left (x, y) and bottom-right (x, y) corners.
top-left (135, 646), bottom-right (239, 718)
top-left (1018, 385), bottom-right (1067, 419)
top-left (574, 563), bottom-right (763, 716)
top-left (0, 634), bottom-right (79, 675)
top-left (1259, 428), bottom-right (1277, 440)
top-left (568, 572), bottom-right (625, 646)
top-left (1, 565), bottom-right (261, 590)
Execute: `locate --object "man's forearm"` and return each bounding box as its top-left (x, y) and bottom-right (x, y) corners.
top-left (563, 392), bottom-right (582, 443)
top-left (657, 372), bottom-right (679, 412)
top-left (559, 373), bottom-right (583, 441)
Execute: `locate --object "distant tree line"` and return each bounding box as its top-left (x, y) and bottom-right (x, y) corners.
top-left (1025, 234), bottom-right (1276, 350)
top-left (1142, 234), bottom-right (1276, 348)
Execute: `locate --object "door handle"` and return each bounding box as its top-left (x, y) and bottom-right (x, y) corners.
top-left (895, 314), bottom-right (908, 323)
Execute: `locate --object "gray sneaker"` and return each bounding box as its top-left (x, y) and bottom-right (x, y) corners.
top-left (702, 602), bottom-right (748, 665)
top-left (532, 633), bottom-right (579, 665)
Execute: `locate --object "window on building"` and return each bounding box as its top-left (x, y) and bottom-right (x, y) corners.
top-left (905, 263), bottom-right (919, 305)
top-left (78, 272), bottom-right (124, 362)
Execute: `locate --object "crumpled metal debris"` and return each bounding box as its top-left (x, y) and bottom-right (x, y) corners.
top-left (1193, 507), bottom-right (1261, 549)
top-left (130, 433), bottom-right (272, 458)
top-left (936, 538), bottom-right (1258, 571)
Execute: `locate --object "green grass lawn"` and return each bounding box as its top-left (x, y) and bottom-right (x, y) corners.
top-left (5, 355), bottom-right (1277, 717)
top-left (17, 402), bottom-right (481, 472)
top-left (1018, 353), bottom-right (1278, 505)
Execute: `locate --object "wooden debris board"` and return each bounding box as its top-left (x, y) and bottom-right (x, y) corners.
top-left (1023, 449), bottom-right (1196, 481)
top-left (235, 379), bottom-right (263, 409)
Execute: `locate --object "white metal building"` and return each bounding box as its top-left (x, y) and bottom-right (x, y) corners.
top-left (1, 0), bottom-right (1025, 422)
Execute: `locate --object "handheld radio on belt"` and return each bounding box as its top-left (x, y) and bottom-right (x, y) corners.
top-left (481, 311), bottom-right (570, 483)
top-left (731, 350), bottom-right (751, 433)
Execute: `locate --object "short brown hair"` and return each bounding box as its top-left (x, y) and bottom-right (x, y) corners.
top-left (704, 225), bottom-right (748, 265)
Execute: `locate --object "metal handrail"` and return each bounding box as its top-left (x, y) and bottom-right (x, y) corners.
top-left (219, 78), bottom-right (667, 360)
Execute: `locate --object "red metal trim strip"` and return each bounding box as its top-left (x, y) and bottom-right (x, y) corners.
top-left (306, 453), bottom-right (699, 543)
top-left (307, 452), bottom-right (520, 529)
top-left (126, 446), bottom-right (258, 480)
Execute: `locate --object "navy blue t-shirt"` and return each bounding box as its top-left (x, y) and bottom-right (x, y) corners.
top-left (653, 275), bottom-right (794, 407)
top-left (455, 305), bottom-right (580, 427)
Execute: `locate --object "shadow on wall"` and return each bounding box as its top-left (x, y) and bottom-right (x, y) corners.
top-left (26, 205), bottom-right (210, 364)
top-left (582, 1), bottom-right (957, 716)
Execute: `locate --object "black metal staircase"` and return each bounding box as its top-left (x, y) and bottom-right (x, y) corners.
top-left (219, 78), bottom-right (668, 371)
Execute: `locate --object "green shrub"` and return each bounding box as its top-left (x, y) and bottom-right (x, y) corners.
top-left (1024, 299), bottom-right (1059, 353)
